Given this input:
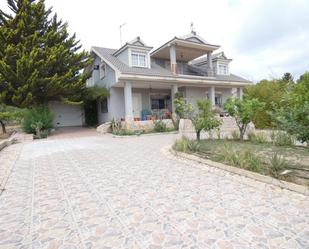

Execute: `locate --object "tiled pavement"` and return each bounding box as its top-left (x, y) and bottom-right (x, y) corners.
top-left (0, 133), bottom-right (308, 249)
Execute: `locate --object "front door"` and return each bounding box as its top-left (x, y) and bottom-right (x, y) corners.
top-left (132, 93), bottom-right (142, 118)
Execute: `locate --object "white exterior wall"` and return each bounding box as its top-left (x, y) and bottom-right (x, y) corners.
top-left (184, 87), bottom-right (234, 107)
top-left (184, 87), bottom-right (208, 107)
top-left (98, 87), bottom-right (125, 123)
top-left (89, 56), bottom-right (116, 88)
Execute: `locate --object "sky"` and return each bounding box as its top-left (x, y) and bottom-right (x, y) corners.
top-left (1, 0), bottom-right (308, 82)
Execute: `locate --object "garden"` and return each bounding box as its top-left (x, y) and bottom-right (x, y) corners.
top-left (173, 73), bottom-right (309, 186)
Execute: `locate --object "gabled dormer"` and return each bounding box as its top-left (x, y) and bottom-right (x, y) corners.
top-left (190, 51), bottom-right (232, 76)
top-left (113, 37), bottom-right (153, 68)
top-left (212, 52), bottom-right (232, 75)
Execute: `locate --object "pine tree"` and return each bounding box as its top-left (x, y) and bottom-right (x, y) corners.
top-left (0, 0), bottom-right (92, 108)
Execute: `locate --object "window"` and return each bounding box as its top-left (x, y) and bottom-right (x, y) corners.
top-left (131, 52), bottom-right (147, 67)
top-left (151, 98), bottom-right (166, 109)
top-left (100, 99), bottom-right (108, 113)
top-left (100, 63), bottom-right (106, 79)
top-left (218, 64), bottom-right (228, 75)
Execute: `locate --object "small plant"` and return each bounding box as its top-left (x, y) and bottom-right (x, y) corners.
top-left (271, 131), bottom-right (294, 146)
top-left (269, 152), bottom-right (287, 176)
top-left (173, 137), bottom-right (190, 152)
top-left (31, 121), bottom-right (48, 139)
top-left (247, 131), bottom-right (256, 141)
top-left (244, 151), bottom-right (263, 172)
top-left (154, 120), bottom-right (167, 132)
top-left (113, 129), bottom-right (137, 136)
top-left (231, 130), bottom-right (240, 140)
top-left (111, 118), bottom-right (121, 133)
top-left (187, 140), bottom-right (200, 152)
top-left (215, 128), bottom-right (222, 140)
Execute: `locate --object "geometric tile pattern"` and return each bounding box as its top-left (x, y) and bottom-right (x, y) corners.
top-left (0, 134), bottom-right (308, 248)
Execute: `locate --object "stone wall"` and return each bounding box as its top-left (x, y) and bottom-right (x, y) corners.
top-left (179, 117), bottom-right (255, 140)
top-left (122, 119), bottom-right (174, 132)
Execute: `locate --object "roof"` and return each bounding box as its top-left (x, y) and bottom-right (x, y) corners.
top-left (113, 36), bottom-right (153, 57)
top-left (92, 46), bottom-right (174, 77)
top-left (179, 32), bottom-right (209, 45)
top-left (191, 52), bottom-right (232, 66)
top-left (91, 46), bottom-right (251, 83)
top-left (151, 33), bottom-right (220, 60)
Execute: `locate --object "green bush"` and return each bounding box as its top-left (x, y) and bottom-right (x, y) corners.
top-left (247, 131), bottom-right (268, 143)
top-left (22, 106), bottom-right (53, 134)
top-left (270, 131), bottom-right (294, 146)
top-left (154, 120), bottom-right (167, 132)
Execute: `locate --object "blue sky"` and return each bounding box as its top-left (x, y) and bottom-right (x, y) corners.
top-left (1, 0), bottom-right (308, 82)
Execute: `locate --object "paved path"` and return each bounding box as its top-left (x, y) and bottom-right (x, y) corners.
top-left (0, 133), bottom-right (308, 249)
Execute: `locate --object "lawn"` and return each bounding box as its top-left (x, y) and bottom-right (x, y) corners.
top-left (173, 138), bottom-right (309, 186)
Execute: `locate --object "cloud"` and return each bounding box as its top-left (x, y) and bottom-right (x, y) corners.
top-left (0, 0), bottom-right (308, 81)
top-left (228, 0), bottom-right (309, 81)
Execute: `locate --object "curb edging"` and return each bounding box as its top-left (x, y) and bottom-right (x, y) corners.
top-left (0, 134), bottom-right (18, 152)
top-left (168, 147), bottom-right (309, 196)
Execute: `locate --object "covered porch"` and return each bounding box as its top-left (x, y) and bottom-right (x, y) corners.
top-left (119, 81), bottom-right (244, 122)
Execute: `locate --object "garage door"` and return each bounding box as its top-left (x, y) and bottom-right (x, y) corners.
top-left (50, 101), bottom-right (84, 127)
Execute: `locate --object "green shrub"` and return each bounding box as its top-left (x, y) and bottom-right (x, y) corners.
top-left (173, 137), bottom-right (200, 153)
top-left (231, 130), bottom-right (240, 140)
top-left (271, 131), bottom-right (294, 146)
top-left (154, 120), bottom-right (167, 132)
top-left (22, 106), bottom-right (53, 134)
top-left (247, 131), bottom-right (268, 143)
top-left (269, 152), bottom-right (287, 175)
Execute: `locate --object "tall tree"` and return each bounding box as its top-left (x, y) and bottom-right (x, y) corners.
top-left (245, 77), bottom-right (289, 128)
top-left (275, 72), bottom-right (309, 144)
top-left (0, 0), bottom-right (92, 108)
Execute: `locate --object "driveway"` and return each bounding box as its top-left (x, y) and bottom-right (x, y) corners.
top-left (0, 133), bottom-right (308, 249)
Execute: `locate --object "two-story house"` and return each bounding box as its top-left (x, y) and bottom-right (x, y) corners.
top-left (85, 31), bottom-right (251, 124)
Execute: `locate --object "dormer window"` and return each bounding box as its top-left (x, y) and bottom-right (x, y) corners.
top-left (218, 64), bottom-right (228, 75)
top-left (131, 52), bottom-right (147, 67)
top-left (100, 63), bottom-right (106, 79)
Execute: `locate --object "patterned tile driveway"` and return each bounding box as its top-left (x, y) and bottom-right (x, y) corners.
top-left (0, 133), bottom-right (308, 249)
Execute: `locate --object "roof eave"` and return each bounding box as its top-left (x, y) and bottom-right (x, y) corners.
top-left (151, 37), bottom-right (220, 58)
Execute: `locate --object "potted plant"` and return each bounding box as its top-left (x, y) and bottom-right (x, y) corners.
top-left (141, 109), bottom-right (152, 121)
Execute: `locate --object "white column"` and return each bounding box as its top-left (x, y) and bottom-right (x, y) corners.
top-left (231, 88), bottom-right (237, 98)
top-left (207, 51), bottom-right (213, 76)
top-left (169, 45), bottom-right (177, 74)
top-left (210, 86), bottom-right (215, 106)
top-left (171, 84), bottom-right (178, 113)
top-left (238, 87), bottom-right (243, 100)
top-left (124, 82), bottom-right (133, 121)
